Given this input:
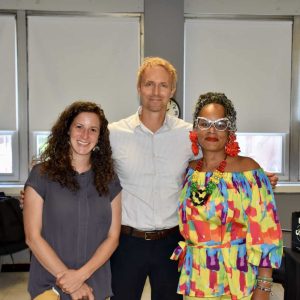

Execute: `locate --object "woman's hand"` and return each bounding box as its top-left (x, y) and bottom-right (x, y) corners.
top-left (252, 268), bottom-right (273, 300)
top-left (251, 288), bottom-right (270, 300)
top-left (56, 269), bottom-right (86, 294)
top-left (70, 283), bottom-right (94, 300)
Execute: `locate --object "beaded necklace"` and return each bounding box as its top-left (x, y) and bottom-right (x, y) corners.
top-left (190, 156), bottom-right (227, 206)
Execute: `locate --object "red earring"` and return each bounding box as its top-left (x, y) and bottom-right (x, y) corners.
top-left (225, 132), bottom-right (240, 157)
top-left (189, 131), bottom-right (199, 156)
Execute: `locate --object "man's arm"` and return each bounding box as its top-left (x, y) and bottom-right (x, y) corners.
top-left (265, 172), bottom-right (278, 189)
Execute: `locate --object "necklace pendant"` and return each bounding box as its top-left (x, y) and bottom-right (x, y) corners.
top-left (191, 188), bottom-right (208, 206)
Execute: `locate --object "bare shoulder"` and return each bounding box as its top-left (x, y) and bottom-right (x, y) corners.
top-left (226, 156), bottom-right (261, 172)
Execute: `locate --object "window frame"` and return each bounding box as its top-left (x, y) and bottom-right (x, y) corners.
top-left (183, 15), bottom-right (298, 183)
top-left (0, 131), bottom-right (19, 181)
top-left (236, 132), bottom-right (288, 180)
top-left (30, 131), bottom-right (50, 162)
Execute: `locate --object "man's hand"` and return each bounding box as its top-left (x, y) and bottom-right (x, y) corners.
top-left (19, 189), bottom-right (25, 209)
top-left (265, 172), bottom-right (278, 189)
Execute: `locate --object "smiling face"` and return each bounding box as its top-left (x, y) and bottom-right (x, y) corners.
top-left (69, 112), bottom-right (100, 160)
top-left (138, 65), bottom-right (175, 114)
top-left (196, 103), bottom-right (229, 154)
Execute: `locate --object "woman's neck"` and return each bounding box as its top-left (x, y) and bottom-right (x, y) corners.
top-left (201, 151), bottom-right (227, 171)
top-left (71, 155), bottom-right (91, 174)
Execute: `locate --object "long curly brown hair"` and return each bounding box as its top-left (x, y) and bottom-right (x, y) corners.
top-left (40, 101), bottom-right (115, 195)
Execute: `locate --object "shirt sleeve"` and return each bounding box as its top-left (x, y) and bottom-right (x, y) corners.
top-left (108, 174), bottom-right (122, 202)
top-left (25, 164), bottom-right (47, 200)
top-left (244, 169), bottom-right (283, 269)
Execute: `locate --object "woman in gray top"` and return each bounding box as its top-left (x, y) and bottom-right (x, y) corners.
top-left (23, 101), bottom-right (122, 300)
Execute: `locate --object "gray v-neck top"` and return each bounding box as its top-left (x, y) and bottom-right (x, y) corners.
top-left (25, 164), bottom-right (122, 300)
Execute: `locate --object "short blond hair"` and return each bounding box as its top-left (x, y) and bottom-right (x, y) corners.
top-left (137, 57), bottom-right (177, 91)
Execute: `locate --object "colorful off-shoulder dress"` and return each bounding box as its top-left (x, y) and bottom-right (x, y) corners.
top-left (171, 168), bottom-right (283, 299)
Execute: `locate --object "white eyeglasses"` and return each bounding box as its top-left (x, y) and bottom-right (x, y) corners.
top-left (196, 117), bottom-right (230, 131)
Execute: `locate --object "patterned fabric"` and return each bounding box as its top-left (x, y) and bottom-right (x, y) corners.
top-left (171, 168), bottom-right (282, 299)
top-left (184, 294), bottom-right (251, 300)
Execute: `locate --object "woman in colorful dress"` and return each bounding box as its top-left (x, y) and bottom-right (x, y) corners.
top-left (23, 101), bottom-right (122, 300)
top-left (171, 92), bottom-right (282, 300)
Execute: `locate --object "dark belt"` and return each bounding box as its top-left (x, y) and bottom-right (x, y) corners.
top-left (121, 225), bottom-right (179, 240)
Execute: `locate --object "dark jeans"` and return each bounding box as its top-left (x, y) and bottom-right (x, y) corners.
top-left (110, 229), bottom-right (183, 300)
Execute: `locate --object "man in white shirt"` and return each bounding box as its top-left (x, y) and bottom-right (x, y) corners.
top-left (109, 57), bottom-right (192, 300)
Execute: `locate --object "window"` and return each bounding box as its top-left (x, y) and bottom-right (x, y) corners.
top-left (0, 133), bottom-right (13, 173)
top-left (0, 12), bottom-right (141, 184)
top-left (237, 133), bottom-right (285, 174)
top-left (36, 133), bottom-right (49, 156)
top-left (0, 131), bottom-right (19, 180)
top-left (0, 15), bottom-right (18, 181)
top-left (30, 131), bottom-right (50, 163)
top-left (27, 15), bottom-right (140, 129)
top-left (27, 15), bottom-right (141, 164)
top-left (184, 18), bottom-right (292, 180)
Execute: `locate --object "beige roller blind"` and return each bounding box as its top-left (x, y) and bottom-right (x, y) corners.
top-left (28, 15), bottom-right (141, 131)
top-left (184, 19), bottom-right (292, 133)
top-left (0, 15), bottom-right (17, 130)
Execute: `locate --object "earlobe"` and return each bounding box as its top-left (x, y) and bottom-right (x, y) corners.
top-left (171, 89), bottom-right (176, 98)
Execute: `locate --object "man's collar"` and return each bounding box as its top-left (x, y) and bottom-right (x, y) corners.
top-left (133, 106), bottom-right (172, 131)
top-left (127, 107), bottom-right (142, 129)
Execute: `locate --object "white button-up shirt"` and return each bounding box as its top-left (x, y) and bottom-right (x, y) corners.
top-left (109, 109), bottom-right (193, 230)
